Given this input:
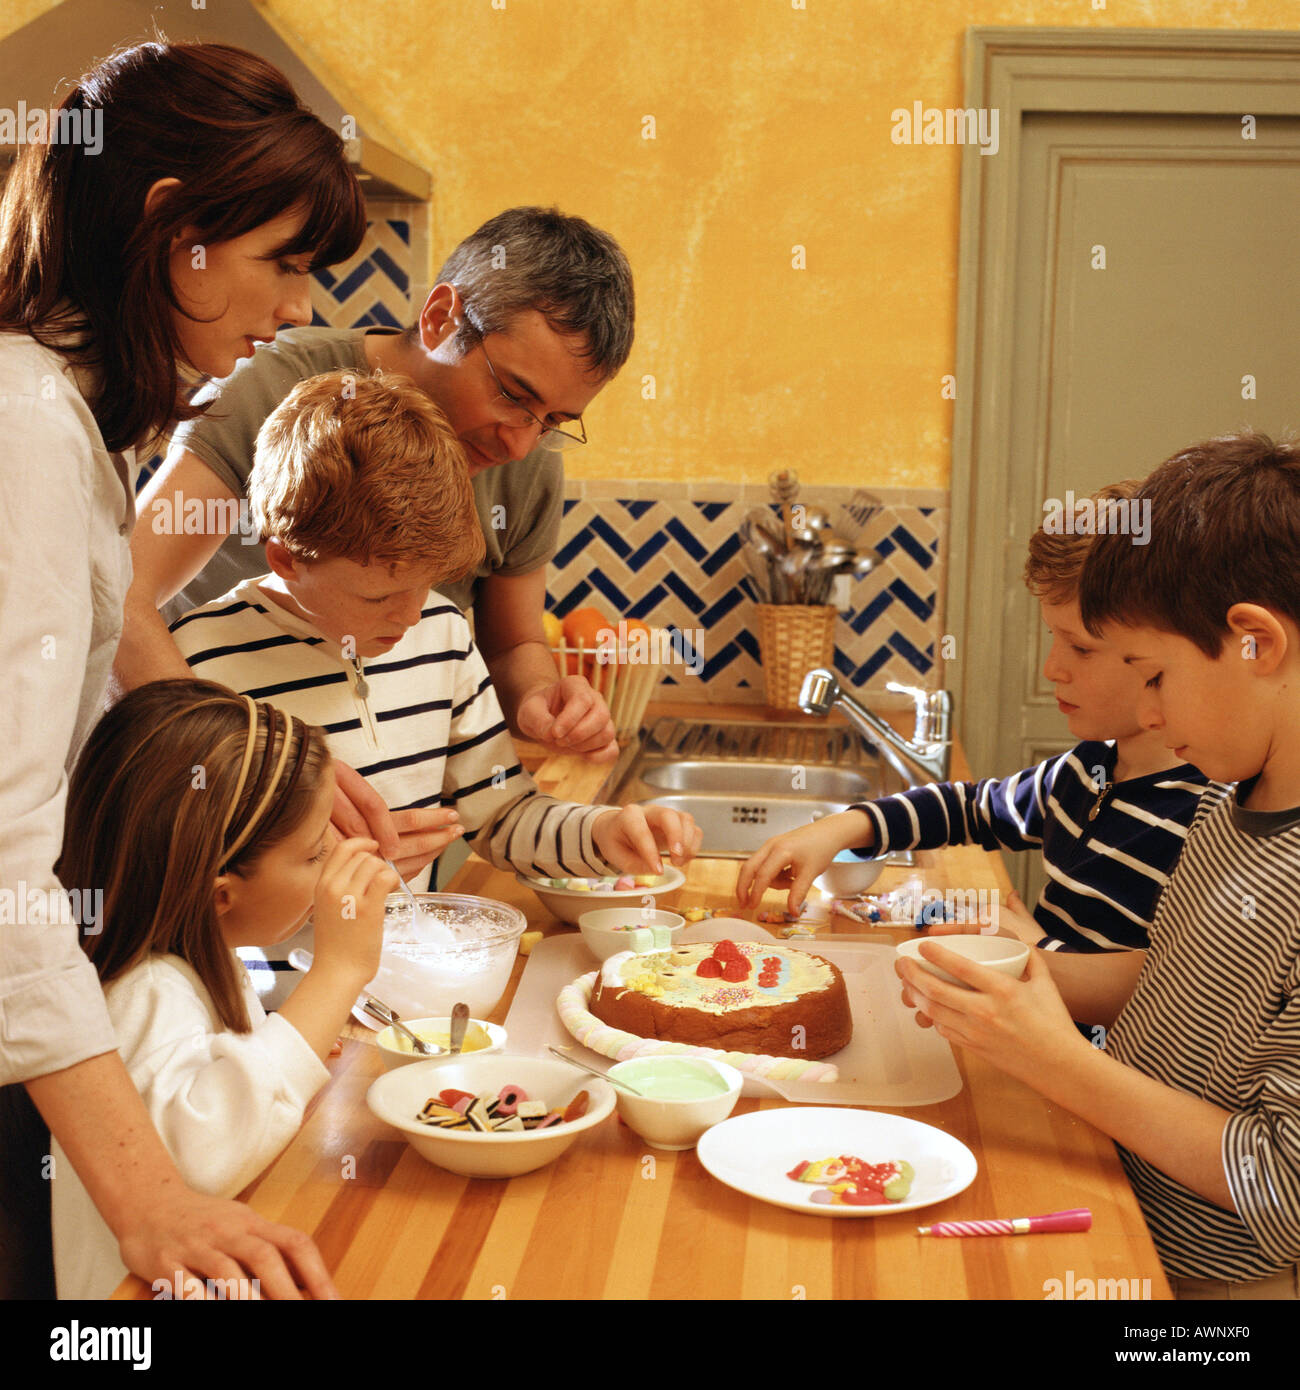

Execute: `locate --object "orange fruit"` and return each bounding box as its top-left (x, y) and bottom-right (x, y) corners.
top-left (562, 606), bottom-right (610, 649)
top-left (561, 606), bottom-right (610, 678)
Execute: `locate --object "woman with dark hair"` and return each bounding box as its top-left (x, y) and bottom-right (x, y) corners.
top-left (0, 39), bottom-right (365, 1299)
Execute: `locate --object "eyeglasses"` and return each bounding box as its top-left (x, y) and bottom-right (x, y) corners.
top-left (475, 335), bottom-right (588, 451)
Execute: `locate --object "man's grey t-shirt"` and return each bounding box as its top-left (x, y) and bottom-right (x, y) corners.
top-left (161, 327), bottom-right (564, 624)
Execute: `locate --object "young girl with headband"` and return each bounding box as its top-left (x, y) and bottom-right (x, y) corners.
top-left (49, 679), bottom-right (396, 1299)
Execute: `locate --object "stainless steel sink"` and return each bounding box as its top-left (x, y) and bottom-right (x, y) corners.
top-left (639, 760), bottom-right (877, 800)
top-left (638, 792), bottom-right (882, 857)
top-left (597, 716), bottom-right (913, 861)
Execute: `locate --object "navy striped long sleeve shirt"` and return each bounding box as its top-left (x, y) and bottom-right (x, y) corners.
top-left (848, 741), bottom-right (1213, 950)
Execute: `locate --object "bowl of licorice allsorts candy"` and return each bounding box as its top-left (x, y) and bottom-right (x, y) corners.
top-left (366, 1055), bottom-right (616, 1178)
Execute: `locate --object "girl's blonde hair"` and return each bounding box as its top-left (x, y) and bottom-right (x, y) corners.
top-left (57, 679), bottom-right (330, 1032)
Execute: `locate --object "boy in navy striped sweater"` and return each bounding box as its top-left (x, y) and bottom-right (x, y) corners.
top-left (898, 432), bottom-right (1300, 1296)
top-left (739, 481), bottom-right (1212, 952)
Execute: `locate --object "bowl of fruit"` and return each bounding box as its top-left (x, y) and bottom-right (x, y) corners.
top-left (366, 1055), bottom-right (615, 1177)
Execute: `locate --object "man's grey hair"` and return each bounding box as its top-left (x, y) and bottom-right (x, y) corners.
top-left (434, 206), bottom-right (634, 378)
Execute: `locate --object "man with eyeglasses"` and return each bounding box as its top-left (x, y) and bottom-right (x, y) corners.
top-left (115, 207), bottom-right (634, 873)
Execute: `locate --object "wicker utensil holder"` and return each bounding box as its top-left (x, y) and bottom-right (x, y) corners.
top-left (756, 603), bottom-right (836, 710)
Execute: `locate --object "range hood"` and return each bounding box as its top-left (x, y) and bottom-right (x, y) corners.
top-left (0, 0), bottom-right (430, 201)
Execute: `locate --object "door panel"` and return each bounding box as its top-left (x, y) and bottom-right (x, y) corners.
top-left (981, 110), bottom-right (1300, 902)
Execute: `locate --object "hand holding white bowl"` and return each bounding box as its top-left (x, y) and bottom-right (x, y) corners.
top-left (895, 934), bottom-right (1029, 987)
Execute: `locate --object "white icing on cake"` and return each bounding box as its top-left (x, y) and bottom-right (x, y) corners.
top-left (598, 941), bottom-right (832, 1016)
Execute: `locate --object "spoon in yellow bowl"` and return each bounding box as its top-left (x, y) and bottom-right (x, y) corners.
top-left (361, 993), bottom-right (443, 1056)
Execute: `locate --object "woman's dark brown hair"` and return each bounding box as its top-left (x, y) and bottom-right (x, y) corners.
top-left (0, 41), bottom-right (365, 453)
top-left (57, 679), bottom-right (330, 1032)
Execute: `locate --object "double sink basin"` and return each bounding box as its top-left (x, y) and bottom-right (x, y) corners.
top-left (596, 716), bottom-right (912, 862)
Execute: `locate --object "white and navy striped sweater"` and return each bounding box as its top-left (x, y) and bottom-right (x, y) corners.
top-left (1108, 781), bottom-right (1300, 1281)
top-left (849, 742), bottom-right (1211, 950)
top-left (170, 578), bottom-right (616, 888)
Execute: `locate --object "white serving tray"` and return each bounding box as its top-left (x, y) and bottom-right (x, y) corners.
top-left (504, 919), bottom-right (962, 1107)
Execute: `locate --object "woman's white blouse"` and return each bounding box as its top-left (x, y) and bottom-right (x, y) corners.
top-left (0, 332), bottom-right (135, 1082)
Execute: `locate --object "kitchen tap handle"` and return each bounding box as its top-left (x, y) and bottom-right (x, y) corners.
top-left (885, 681), bottom-right (950, 746)
top-left (886, 681), bottom-right (931, 741)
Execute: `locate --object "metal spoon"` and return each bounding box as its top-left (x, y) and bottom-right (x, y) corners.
top-left (807, 548), bottom-right (881, 605)
top-left (742, 547), bottom-right (772, 603)
top-left (739, 516), bottom-right (778, 557)
top-left (848, 549), bottom-right (880, 581)
top-left (810, 529), bottom-right (856, 558)
top-left (386, 861), bottom-right (454, 944)
top-left (787, 504), bottom-right (835, 548)
top-left (739, 517), bottom-right (780, 603)
top-left (546, 1046), bottom-right (647, 1097)
top-left (799, 503), bottom-right (834, 533)
top-left (776, 548), bottom-right (815, 604)
top-left (743, 507), bottom-right (786, 551)
top-left (362, 994), bottom-right (443, 1055)
top-left (385, 858), bottom-right (420, 915)
top-left (448, 1002), bottom-right (470, 1055)
top-left (804, 551), bottom-right (841, 606)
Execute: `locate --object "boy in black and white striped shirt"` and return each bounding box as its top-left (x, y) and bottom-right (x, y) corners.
top-left (170, 370), bottom-right (700, 1005)
top-left (897, 432), bottom-right (1300, 1298)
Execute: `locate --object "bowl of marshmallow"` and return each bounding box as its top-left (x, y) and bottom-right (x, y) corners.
top-left (515, 865), bottom-right (685, 926)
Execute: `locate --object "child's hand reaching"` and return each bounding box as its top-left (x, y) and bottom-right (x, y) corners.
top-left (592, 805), bottom-right (702, 876)
top-left (309, 837), bottom-right (399, 989)
top-left (736, 810), bottom-right (874, 915)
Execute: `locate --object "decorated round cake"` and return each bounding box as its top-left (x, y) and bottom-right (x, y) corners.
top-left (588, 939), bottom-right (852, 1060)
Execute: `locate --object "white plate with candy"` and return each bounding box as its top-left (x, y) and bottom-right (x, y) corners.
top-left (697, 1107), bottom-right (977, 1217)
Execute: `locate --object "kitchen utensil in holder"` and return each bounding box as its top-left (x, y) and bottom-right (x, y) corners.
top-left (756, 603), bottom-right (836, 711)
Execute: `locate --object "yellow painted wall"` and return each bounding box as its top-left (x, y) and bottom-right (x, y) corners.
top-left (4, 0), bottom-right (1299, 489)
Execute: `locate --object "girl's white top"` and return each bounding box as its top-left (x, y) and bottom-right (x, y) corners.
top-left (51, 952), bottom-right (329, 1299)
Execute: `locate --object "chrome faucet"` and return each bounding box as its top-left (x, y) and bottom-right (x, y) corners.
top-left (798, 669), bottom-right (952, 787)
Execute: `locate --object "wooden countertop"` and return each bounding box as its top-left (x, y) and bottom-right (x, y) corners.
top-left (113, 702), bottom-right (1169, 1301)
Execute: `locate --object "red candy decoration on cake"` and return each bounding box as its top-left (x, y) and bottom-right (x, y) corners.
top-left (695, 940), bottom-right (751, 981)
